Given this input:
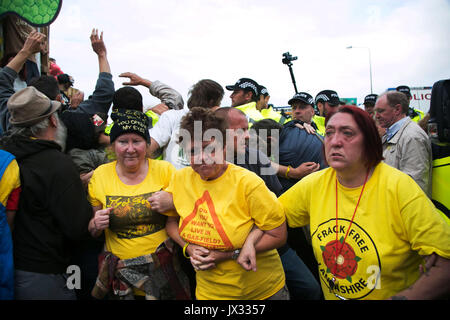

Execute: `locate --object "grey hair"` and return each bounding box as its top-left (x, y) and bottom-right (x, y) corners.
top-left (9, 112), bottom-right (67, 151)
top-left (382, 91), bottom-right (410, 114)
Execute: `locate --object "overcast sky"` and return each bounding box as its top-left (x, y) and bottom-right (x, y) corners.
top-left (48, 0), bottom-right (450, 110)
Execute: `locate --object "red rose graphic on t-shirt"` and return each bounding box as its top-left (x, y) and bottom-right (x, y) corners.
top-left (321, 239), bottom-right (361, 281)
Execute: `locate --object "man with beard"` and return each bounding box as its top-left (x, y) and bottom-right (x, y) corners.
top-left (0, 87), bottom-right (92, 299)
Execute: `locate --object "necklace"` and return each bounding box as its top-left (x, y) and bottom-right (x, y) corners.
top-left (332, 169), bottom-right (369, 277)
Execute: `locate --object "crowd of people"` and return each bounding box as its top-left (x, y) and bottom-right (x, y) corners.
top-left (0, 28), bottom-right (449, 301)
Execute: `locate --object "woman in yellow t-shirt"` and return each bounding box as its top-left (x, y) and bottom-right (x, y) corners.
top-left (87, 109), bottom-right (190, 300)
top-left (279, 105), bottom-right (450, 300)
top-left (163, 107), bottom-right (288, 300)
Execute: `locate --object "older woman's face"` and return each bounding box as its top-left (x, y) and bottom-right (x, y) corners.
top-left (324, 112), bottom-right (365, 173)
top-left (114, 133), bottom-right (148, 168)
top-left (188, 138), bottom-right (227, 180)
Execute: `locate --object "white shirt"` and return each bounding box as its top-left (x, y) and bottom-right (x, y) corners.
top-left (149, 109), bottom-right (190, 169)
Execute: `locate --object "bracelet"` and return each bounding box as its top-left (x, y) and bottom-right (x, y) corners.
top-left (183, 242), bottom-right (190, 259)
top-left (285, 165), bottom-right (291, 179)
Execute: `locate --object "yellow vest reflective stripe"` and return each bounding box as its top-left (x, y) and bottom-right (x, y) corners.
top-left (432, 156), bottom-right (450, 225)
top-left (411, 109), bottom-right (424, 123)
top-left (145, 110), bottom-right (160, 128)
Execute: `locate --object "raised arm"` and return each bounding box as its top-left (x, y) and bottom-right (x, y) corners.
top-left (90, 29), bottom-right (111, 74)
top-left (119, 71), bottom-right (184, 110)
top-left (7, 30), bottom-right (46, 73)
top-left (75, 29), bottom-right (114, 115)
top-left (1, 30), bottom-right (47, 132)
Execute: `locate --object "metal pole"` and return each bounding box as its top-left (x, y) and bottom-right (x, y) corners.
top-left (288, 63), bottom-right (298, 94)
top-left (368, 48), bottom-right (373, 94)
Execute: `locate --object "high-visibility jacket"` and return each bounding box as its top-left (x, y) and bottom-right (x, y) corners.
top-left (260, 107), bottom-right (288, 124)
top-left (312, 115), bottom-right (325, 136)
top-left (236, 102), bottom-right (264, 127)
top-left (431, 155), bottom-right (450, 225)
top-left (237, 102), bottom-right (287, 126)
top-left (408, 108), bottom-right (425, 123)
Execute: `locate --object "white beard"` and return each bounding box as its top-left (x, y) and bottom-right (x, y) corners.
top-left (54, 118), bottom-right (67, 152)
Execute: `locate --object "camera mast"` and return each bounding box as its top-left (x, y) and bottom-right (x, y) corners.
top-left (282, 52), bottom-right (298, 94)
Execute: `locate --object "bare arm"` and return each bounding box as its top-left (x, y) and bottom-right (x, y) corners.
top-left (148, 137), bottom-right (162, 159)
top-left (390, 254), bottom-right (450, 300)
top-left (88, 205), bottom-right (113, 237)
top-left (119, 72), bottom-right (152, 88)
top-left (7, 30), bottom-right (46, 73)
top-left (148, 191), bottom-right (175, 213)
top-left (199, 222), bottom-right (287, 271)
top-left (273, 161), bottom-right (320, 180)
top-left (165, 216), bottom-right (212, 270)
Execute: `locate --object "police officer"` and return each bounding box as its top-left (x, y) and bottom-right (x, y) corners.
top-left (396, 85), bottom-right (425, 123)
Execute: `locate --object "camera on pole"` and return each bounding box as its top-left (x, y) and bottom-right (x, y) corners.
top-left (282, 52), bottom-right (298, 94)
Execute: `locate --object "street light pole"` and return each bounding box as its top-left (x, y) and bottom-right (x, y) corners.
top-left (346, 46), bottom-right (373, 94)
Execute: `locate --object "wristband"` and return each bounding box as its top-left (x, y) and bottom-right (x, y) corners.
top-left (183, 242), bottom-right (190, 259)
top-left (285, 165), bottom-right (291, 179)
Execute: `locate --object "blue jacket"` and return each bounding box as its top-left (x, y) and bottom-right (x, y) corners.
top-left (0, 149), bottom-right (15, 299)
top-left (278, 120), bottom-right (327, 192)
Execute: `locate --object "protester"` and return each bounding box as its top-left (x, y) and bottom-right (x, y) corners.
top-left (48, 57), bottom-right (64, 78)
top-left (279, 105), bottom-right (450, 300)
top-left (0, 87), bottom-right (92, 299)
top-left (214, 107), bottom-right (321, 300)
top-left (148, 79), bottom-right (223, 168)
top-left (0, 29), bottom-right (115, 135)
top-left (164, 107), bottom-right (288, 300)
top-left (0, 149), bottom-right (20, 300)
top-left (87, 109), bottom-right (191, 300)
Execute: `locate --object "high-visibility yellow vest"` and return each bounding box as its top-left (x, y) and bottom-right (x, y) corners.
top-left (260, 107), bottom-right (287, 124)
top-left (410, 108), bottom-right (425, 123)
top-left (236, 102), bottom-right (264, 127)
top-left (312, 115), bottom-right (325, 136)
top-left (432, 156), bottom-right (450, 225)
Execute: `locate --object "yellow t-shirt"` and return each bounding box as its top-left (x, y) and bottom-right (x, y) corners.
top-left (279, 162), bottom-right (450, 300)
top-left (166, 163), bottom-right (286, 300)
top-left (88, 159), bottom-right (176, 260)
top-left (0, 159), bottom-right (20, 206)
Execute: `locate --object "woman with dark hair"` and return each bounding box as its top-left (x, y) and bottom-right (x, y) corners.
top-left (279, 105), bottom-right (450, 300)
top-left (164, 107), bottom-right (288, 300)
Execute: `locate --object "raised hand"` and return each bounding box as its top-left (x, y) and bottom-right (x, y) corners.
top-left (90, 28), bottom-right (106, 57)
